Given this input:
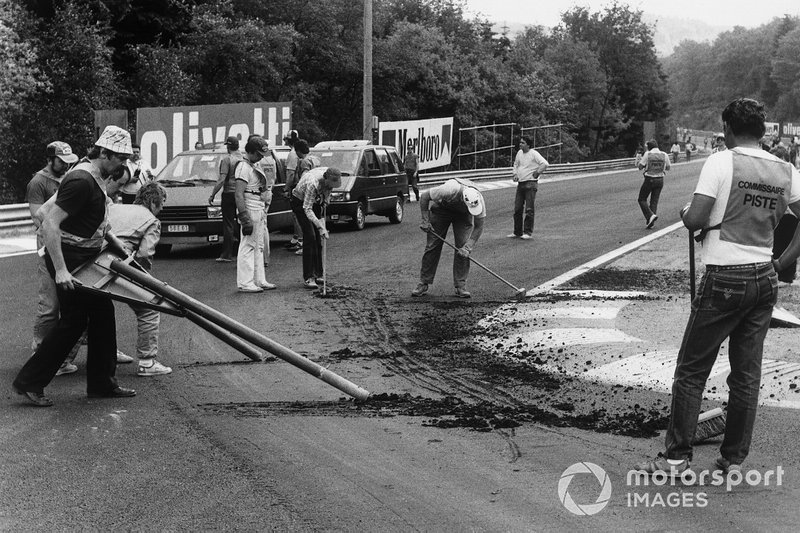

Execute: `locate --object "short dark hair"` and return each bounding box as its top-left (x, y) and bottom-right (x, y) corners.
top-left (520, 136), bottom-right (532, 147)
top-left (294, 139), bottom-right (310, 155)
top-left (722, 98), bottom-right (766, 139)
top-left (134, 181), bottom-right (167, 211)
top-left (646, 139), bottom-right (657, 150)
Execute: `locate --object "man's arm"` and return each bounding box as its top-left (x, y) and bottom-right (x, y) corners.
top-left (209, 157), bottom-right (229, 204)
top-left (680, 193), bottom-right (715, 231)
top-left (135, 220), bottom-right (161, 271)
top-left (303, 185), bottom-right (329, 239)
top-left (41, 205), bottom-right (76, 290)
top-left (418, 189), bottom-right (432, 231)
top-left (235, 178), bottom-right (251, 235)
top-left (775, 203), bottom-right (800, 271)
top-left (462, 216), bottom-right (484, 255)
top-left (533, 151), bottom-right (550, 178)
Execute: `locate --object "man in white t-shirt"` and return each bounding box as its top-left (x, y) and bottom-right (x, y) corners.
top-left (637, 138), bottom-right (671, 229)
top-left (635, 98), bottom-right (800, 477)
top-left (509, 136), bottom-right (548, 239)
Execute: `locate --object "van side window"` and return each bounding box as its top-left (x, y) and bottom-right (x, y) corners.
top-left (375, 148), bottom-right (390, 174)
top-left (364, 150), bottom-right (381, 175)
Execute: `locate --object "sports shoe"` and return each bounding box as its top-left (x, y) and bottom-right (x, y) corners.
top-left (633, 453), bottom-right (690, 476)
top-left (411, 283), bottom-right (429, 297)
top-left (284, 240), bottom-right (301, 250)
top-left (215, 257), bottom-right (233, 263)
top-left (454, 288), bottom-right (472, 298)
top-left (137, 359), bottom-right (173, 377)
top-left (258, 281), bottom-right (277, 290)
top-left (55, 361), bottom-right (78, 376)
top-left (714, 456), bottom-right (741, 475)
top-left (13, 384), bottom-right (53, 407)
top-left (646, 214), bottom-right (658, 229)
top-left (238, 286), bottom-right (264, 293)
top-left (521, 234), bottom-right (532, 240)
top-left (506, 233), bottom-right (521, 238)
top-left (295, 247), bottom-right (303, 255)
top-left (303, 278), bottom-right (318, 289)
top-left (117, 350), bottom-right (134, 364)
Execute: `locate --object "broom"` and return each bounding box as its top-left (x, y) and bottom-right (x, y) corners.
top-left (687, 230), bottom-right (727, 443)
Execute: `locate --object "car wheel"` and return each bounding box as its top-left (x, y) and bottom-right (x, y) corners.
top-left (155, 244), bottom-right (172, 256)
top-left (351, 201), bottom-right (367, 231)
top-left (388, 195), bottom-right (404, 224)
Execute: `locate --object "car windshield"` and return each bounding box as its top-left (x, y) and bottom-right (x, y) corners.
top-left (309, 149), bottom-right (360, 176)
top-left (156, 153), bottom-right (221, 186)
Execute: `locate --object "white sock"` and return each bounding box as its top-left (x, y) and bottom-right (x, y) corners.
top-left (667, 458), bottom-right (685, 465)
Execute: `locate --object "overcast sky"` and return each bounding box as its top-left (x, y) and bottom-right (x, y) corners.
top-left (463, 0), bottom-right (800, 29)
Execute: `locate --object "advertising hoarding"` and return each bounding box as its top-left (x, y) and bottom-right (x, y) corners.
top-left (379, 117), bottom-right (453, 171)
top-left (136, 102), bottom-right (292, 173)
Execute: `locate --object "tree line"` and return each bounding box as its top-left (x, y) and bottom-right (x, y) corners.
top-left (2, 0), bottom-right (672, 202)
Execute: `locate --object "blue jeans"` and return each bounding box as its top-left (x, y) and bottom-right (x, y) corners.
top-left (420, 207), bottom-right (473, 289)
top-left (220, 192), bottom-right (239, 260)
top-left (665, 262), bottom-right (777, 464)
top-left (637, 176), bottom-right (663, 222)
top-left (513, 181), bottom-right (537, 236)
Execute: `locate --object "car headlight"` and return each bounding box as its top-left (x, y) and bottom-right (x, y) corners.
top-left (207, 206), bottom-right (222, 219)
top-left (329, 192), bottom-right (349, 202)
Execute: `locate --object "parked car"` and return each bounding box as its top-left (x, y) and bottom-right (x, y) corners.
top-left (154, 144), bottom-right (291, 254)
top-left (309, 140), bottom-right (407, 230)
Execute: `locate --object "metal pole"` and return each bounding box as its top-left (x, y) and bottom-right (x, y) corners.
top-left (689, 231), bottom-right (696, 298)
top-left (362, 0), bottom-right (373, 141)
top-left (108, 260), bottom-right (371, 401)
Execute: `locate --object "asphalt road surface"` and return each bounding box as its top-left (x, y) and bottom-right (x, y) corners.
top-left (3, 158), bottom-right (799, 531)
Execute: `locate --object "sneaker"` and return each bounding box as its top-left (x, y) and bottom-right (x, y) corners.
top-left (714, 456), bottom-right (741, 475)
top-left (215, 257), bottom-right (233, 263)
top-left (315, 277), bottom-right (325, 285)
top-left (521, 234), bottom-right (532, 240)
top-left (137, 360), bottom-right (173, 377)
top-left (295, 247), bottom-right (303, 255)
top-left (454, 288), bottom-right (472, 298)
top-left (55, 361), bottom-right (78, 376)
top-left (238, 286), bottom-right (264, 293)
top-left (284, 240), bottom-right (301, 250)
top-left (506, 233), bottom-right (521, 238)
top-left (117, 350), bottom-right (134, 364)
top-left (633, 453), bottom-right (690, 476)
top-left (258, 281), bottom-right (277, 290)
top-left (646, 214), bottom-right (658, 229)
top-left (411, 283), bottom-right (429, 297)
top-left (303, 278), bottom-right (318, 289)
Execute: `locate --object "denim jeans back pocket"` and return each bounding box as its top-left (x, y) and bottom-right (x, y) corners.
top-left (704, 277), bottom-right (747, 312)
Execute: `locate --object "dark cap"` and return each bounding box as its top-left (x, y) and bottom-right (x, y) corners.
top-left (283, 129), bottom-right (299, 141)
top-left (323, 167), bottom-right (342, 186)
top-left (245, 136), bottom-right (270, 157)
top-left (46, 141), bottom-right (79, 164)
top-left (224, 136), bottom-right (240, 149)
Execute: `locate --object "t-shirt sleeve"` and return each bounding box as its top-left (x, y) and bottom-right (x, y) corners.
top-left (219, 156), bottom-right (230, 177)
top-left (26, 177), bottom-right (48, 205)
top-left (55, 172), bottom-right (92, 216)
top-left (694, 154), bottom-right (727, 199)
top-left (789, 166), bottom-right (800, 204)
top-left (235, 161), bottom-right (247, 182)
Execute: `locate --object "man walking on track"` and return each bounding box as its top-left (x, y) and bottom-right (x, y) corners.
top-left (509, 136), bottom-right (548, 240)
top-left (637, 138), bottom-right (671, 229)
top-left (13, 126), bottom-right (137, 406)
top-left (412, 178), bottom-right (485, 299)
top-left (634, 98), bottom-right (800, 477)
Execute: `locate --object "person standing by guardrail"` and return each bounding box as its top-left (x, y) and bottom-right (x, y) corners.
top-left (208, 136), bottom-right (242, 263)
top-left (404, 146), bottom-right (420, 202)
top-left (26, 141), bottom-right (82, 376)
top-left (637, 138), bottom-right (671, 229)
top-left (508, 136), bottom-right (548, 240)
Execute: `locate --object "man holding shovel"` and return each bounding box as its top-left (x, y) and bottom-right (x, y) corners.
top-left (412, 178), bottom-right (485, 299)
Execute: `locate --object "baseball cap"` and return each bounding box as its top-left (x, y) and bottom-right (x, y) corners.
top-left (253, 137), bottom-right (270, 156)
top-left (46, 141), bottom-right (79, 164)
top-left (462, 186), bottom-right (483, 216)
top-left (224, 135), bottom-right (240, 148)
top-left (95, 126), bottom-right (133, 155)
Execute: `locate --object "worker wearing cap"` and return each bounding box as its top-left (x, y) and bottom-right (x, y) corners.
top-left (209, 135), bottom-right (243, 262)
top-left (27, 142), bottom-right (78, 352)
top-left (712, 133), bottom-right (727, 153)
top-left (290, 166), bottom-right (342, 289)
top-left (234, 136), bottom-right (276, 292)
top-left (13, 126), bottom-right (136, 406)
top-left (412, 178), bottom-right (486, 298)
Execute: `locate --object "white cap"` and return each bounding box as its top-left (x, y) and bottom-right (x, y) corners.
top-left (95, 126), bottom-right (133, 155)
top-left (462, 186), bottom-right (483, 216)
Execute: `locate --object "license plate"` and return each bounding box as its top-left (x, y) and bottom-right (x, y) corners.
top-left (207, 235), bottom-right (219, 242)
top-left (329, 214), bottom-right (339, 220)
top-left (167, 224), bottom-right (189, 232)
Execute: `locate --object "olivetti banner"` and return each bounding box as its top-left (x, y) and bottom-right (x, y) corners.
top-left (136, 102), bottom-right (292, 173)
top-left (379, 117), bottom-right (453, 171)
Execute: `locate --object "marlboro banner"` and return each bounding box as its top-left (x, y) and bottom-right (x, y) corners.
top-left (379, 117), bottom-right (453, 171)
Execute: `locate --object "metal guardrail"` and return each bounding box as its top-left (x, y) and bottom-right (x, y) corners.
top-left (0, 158), bottom-right (637, 235)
